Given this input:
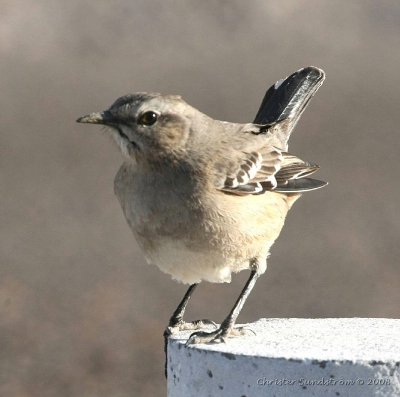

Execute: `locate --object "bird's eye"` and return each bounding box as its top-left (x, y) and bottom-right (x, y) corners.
top-left (138, 111), bottom-right (158, 126)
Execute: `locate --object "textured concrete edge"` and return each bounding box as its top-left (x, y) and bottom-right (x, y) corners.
top-left (168, 337), bottom-right (400, 369)
top-left (166, 319), bottom-right (400, 396)
top-left (167, 339), bottom-right (400, 397)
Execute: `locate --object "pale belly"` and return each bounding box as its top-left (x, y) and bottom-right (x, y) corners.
top-left (142, 238), bottom-right (250, 284)
top-left (114, 163), bottom-right (295, 284)
top-left (127, 212), bottom-right (276, 284)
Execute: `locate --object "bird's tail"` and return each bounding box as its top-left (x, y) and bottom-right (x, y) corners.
top-left (253, 66), bottom-right (325, 149)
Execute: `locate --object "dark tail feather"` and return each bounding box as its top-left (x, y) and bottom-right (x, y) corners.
top-left (272, 177), bottom-right (328, 193)
top-left (253, 67), bottom-right (325, 148)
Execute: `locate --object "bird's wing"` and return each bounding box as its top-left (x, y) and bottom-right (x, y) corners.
top-left (214, 143), bottom-right (326, 196)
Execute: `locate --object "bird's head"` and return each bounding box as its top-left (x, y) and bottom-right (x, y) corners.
top-left (77, 93), bottom-right (202, 161)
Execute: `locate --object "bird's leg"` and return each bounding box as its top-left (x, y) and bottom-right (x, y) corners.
top-left (166, 283), bottom-right (197, 330)
top-left (164, 284), bottom-right (217, 334)
top-left (186, 264), bottom-right (260, 345)
top-left (163, 283), bottom-right (216, 378)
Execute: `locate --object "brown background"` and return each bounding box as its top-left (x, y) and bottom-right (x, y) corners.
top-left (1, 1), bottom-right (400, 395)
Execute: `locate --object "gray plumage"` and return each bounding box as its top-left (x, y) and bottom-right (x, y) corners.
top-left (77, 66), bottom-right (327, 346)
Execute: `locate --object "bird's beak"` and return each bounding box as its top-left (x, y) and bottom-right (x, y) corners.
top-left (76, 110), bottom-right (114, 125)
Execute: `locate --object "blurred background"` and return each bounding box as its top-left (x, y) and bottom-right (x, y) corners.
top-left (1, 0), bottom-right (400, 395)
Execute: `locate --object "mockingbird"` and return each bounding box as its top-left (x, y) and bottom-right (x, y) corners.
top-left (77, 67), bottom-right (326, 349)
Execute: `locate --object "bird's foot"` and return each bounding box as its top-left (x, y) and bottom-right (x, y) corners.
top-left (186, 324), bottom-right (255, 345)
top-left (164, 319), bottom-right (216, 378)
top-left (164, 319), bottom-right (217, 338)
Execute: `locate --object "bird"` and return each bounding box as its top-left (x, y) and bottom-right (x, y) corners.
top-left (77, 66), bottom-right (327, 350)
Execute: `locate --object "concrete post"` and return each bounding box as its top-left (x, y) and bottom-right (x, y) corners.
top-left (167, 318), bottom-right (400, 397)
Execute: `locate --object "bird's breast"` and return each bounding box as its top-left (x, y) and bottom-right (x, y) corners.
top-left (114, 163), bottom-right (293, 283)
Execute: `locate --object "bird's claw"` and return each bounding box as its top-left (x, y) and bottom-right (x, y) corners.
top-left (231, 325), bottom-right (256, 337)
top-left (186, 329), bottom-right (227, 345)
top-left (185, 325), bottom-right (254, 345)
top-left (165, 319), bottom-right (217, 337)
top-left (192, 319), bottom-right (218, 329)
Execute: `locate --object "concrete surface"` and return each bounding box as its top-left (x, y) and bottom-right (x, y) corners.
top-left (167, 318), bottom-right (400, 397)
